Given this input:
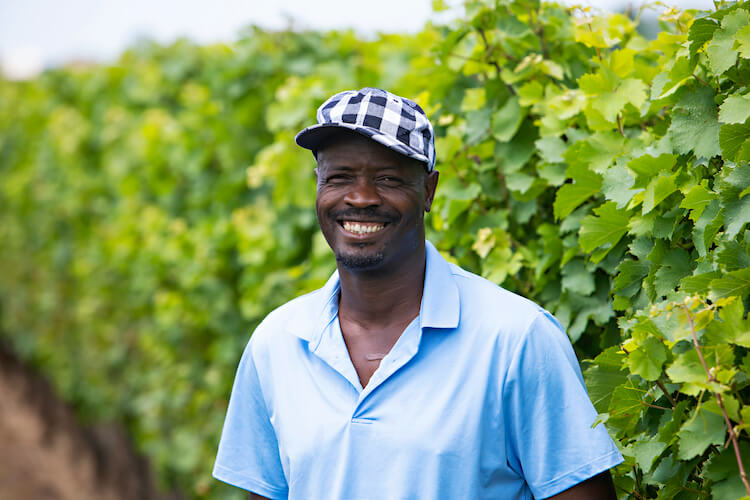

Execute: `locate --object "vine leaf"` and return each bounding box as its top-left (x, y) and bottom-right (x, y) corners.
top-left (706, 8), bottom-right (749, 74)
top-left (688, 17), bottom-right (719, 57)
top-left (628, 336), bottom-right (667, 381)
top-left (718, 94), bottom-right (750, 124)
top-left (676, 406), bottom-right (726, 460)
top-left (579, 201), bottom-right (630, 253)
top-left (553, 163), bottom-right (602, 220)
top-left (667, 87), bottom-right (721, 160)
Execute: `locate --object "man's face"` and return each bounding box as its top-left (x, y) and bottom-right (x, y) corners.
top-left (315, 132), bottom-right (438, 273)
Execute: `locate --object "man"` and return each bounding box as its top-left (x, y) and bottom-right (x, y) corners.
top-left (213, 87), bottom-right (623, 499)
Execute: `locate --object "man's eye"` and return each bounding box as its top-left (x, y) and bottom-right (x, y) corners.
top-left (326, 175), bottom-right (350, 183)
top-left (378, 176), bottom-right (402, 186)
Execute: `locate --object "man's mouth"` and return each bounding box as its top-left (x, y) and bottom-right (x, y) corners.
top-left (340, 221), bottom-right (387, 235)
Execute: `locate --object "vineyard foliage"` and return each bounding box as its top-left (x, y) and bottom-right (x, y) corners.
top-left (1, 1), bottom-right (750, 499)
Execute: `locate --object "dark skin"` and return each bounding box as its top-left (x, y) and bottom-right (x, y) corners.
top-left (247, 130), bottom-right (617, 500)
top-left (314, 131), bottom-right (438, 387)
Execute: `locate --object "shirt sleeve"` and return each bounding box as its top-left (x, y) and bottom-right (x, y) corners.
top-left (213, 339), bottom-right (289, 499)
top-left (502, 311), bottom-right (623, 499)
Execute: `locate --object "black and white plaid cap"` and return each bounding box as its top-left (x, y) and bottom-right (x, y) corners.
top-left (295, 87), bottom-right (436, 171)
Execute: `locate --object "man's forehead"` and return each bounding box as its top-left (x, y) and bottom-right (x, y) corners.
top-left (316, 131), bottom-right (426, 173)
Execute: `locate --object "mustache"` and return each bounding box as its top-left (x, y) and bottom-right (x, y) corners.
top-left (330, 207), bottom-right (399, 222)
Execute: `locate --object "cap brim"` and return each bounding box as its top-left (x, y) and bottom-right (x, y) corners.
top-left (295, 123), bottom-right (431, 169)
top-left (295, 123), bottom-right (386, 151)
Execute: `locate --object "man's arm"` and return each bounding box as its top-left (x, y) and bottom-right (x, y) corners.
top-left (249, 493), bottom-right (270, 500)
top-left (547, 470), bottom-right (617, 500)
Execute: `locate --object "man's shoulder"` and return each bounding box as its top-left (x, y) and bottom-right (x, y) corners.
top-left (449, 262), bottom-right (544, 317)
top-left (445, 261), bottom-right (559, 339)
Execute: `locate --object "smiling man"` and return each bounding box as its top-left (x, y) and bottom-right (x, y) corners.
top-left (213, 88), bottom-right (623, 499)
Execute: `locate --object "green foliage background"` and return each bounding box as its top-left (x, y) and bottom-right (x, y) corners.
top-left (1, 1), bottom-right (750, 498)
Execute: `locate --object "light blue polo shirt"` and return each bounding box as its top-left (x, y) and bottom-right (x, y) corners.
top-left (213, 241), bottom-right (622, 499)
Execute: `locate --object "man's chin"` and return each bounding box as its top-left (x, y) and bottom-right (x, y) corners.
top-left (335, 250), bottom-right (385, 271)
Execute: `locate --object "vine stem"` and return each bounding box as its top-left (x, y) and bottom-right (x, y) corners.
top-left (526, 5), bottom-right (549, 59)
top-left (632, 466), bottom-right (643, 499)
top-left (655, 379), bottom-right (677, 408)
top-left (587, 23), bottom-right (603, 61)
top-left (693, 73), bottom-right (709, 87)
top-left (682, 304), bottom-right (750, 496)
top-left (476, 28), bottom-right (516, 96)
top-left (642, 401), bottom-right (671, 411)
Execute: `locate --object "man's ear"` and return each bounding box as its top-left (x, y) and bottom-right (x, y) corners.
top-left (424, 170), bottom-right (439, 212)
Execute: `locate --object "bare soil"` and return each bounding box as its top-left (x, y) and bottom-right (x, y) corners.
top-left (0, 342), bottom-right (183, 500)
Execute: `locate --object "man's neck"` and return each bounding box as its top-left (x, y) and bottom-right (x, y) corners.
top-left (336, 247), bottom-right (426, 330)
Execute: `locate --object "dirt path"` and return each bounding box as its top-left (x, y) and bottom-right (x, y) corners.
top-left (0, 343), bottom-right (182, 500)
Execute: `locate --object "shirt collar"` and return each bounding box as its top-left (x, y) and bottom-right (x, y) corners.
top-left (284, 240), bottom-right (460, 345)
top-left (420, 240), bottom-right (460, 330)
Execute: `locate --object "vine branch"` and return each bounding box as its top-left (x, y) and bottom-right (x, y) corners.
top-left (681, 304), bottom-right (750, 496)
top-left (476, 28), bottom-right (516, 96)
top-left (655, 379), bottom-right (677, 409)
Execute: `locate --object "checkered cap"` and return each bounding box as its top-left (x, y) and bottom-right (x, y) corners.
top-left (295, 87), bottom-right (436, 171)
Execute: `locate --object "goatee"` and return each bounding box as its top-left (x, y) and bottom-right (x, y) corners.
top-left (335, 251), bottom-right (385, 270)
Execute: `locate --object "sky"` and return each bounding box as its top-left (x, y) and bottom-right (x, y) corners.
top-left (0, 0), bottom-right (715, 79)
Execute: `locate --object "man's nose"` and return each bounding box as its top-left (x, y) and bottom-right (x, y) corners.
top-left (344, 178), bottom-right (381, 207)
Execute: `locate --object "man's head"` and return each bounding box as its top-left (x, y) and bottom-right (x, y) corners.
top-left (295, 88), bottom-right (439, 274)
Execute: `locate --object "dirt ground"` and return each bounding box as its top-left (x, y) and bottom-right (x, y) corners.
top-left (0, 343), bottom-right (182, 500)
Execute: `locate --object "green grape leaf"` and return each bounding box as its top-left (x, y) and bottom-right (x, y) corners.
top-left (602, 162), bottom-right (639, 208)
top-left (688, 18), bottom-right (719, 56)
top-left (496, 120), bottom-right (537, 173)
top-left (579, 201), bottom-right (630, 253)
top-left (628, 336), bottom-right (668, 381)
top-left (676, 406), bottom-right (726, 460)
top-left (719, 122), bottom-right (750, 162)
top-left (717, 240), bottom-right (750, 270)
top-left (633, 439), bottom-right (668, 472)
top-left (667, 87), bottom-right (721, 160)
top-left (561, 259), bottom-right (596, 295)
top-left (709, 279), bottom-right (750, 335)
top-left (719, 165), bottom-right (750, 239)
top-left (693, 200), bottom-right (723, 257)
top-left (702, 439), bottom-right (750, 481)
top-left (667, 345), bottom-right (734, 389)
top-left (642, 172), bottom-right (678, 215)
top-left (535, 136), bottom-right (567, 163)
top-left (505, 171), bottom-right (535, 193)
top-left (465, 107), bottom-right (492, 144)
top-left (553, 163), bottom-right (603, 220)
top-left (581, 74), bottom-right (647, 126)
top-left (653, 248), bottom-right (692, 297)
top-left (627, 153), bottom-right (676, 186)
top-left (607, 377), bottom-right (645, 433)
top-left (518, 80), bottom-right (543, 107)
top-left (718, 94), bottom-right (750, 124)
top-left (680, 271), bottom-right (721, 294)
top-left (658, 400), bottom-right (691, 445)
top-left (666, 351), bottom-right (709, 386)
top-left (649, 454), bottom-right (682, 487)
top-left (537, 162), bottom-right (567, 186)
top-left (712, 477), bottom-right (749, 500)
top-left (706, 8), bottom-right (749, 74)
top-left (491, 96), bottom-right (524, 142)
top-left (735, 24), bottom-right (750, 58)
top-left (680, 181), bottom-right (715, 221)
top-left (614, 259), bottom-right (650, 298)
top-left (564, 132), bottom-right (625, 174)
top-left (583, 347), bottom-right (628, 413)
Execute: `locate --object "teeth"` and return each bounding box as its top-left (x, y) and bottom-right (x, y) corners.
top-left (343, 221), bottom-right (385, 234)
